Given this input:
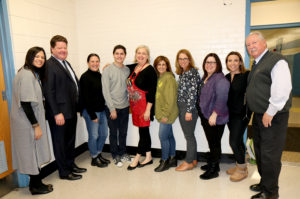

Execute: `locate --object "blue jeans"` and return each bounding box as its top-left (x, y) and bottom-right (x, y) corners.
top-left (159, 123), bottom-right (176, 160)
top-left (82, 109), bottom-right (108, 158)
top-left (105, 106), bottom-right (129, 158)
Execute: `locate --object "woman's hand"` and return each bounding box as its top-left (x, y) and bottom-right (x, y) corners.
top-left (185, 112), bottom-right (192, 121)
top-left (208, 111), bottom-right (217, 126)
top-left (143, 110), bottom-right (150, 121)
top-left (34, 126), bottom-right (42, 140)
top-left (92, 118), bottom-right (99, 123)
top-left (161, 117), bottom-right (168, 123)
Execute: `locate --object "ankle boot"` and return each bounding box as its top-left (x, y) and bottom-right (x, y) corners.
top-left (91, 157), bottom-right (108, 168)
top-left (226, 163), bottom-right (237, 175)
top-left (201, 162), bottom-right (220, 172)
top-left (230, 163), bottom-right (248, 182)
top-left (199, 162), bottom-right (219, 180)
top-left (154, 159), bottom-right (170, 172)
top-left (168, 156), bottom-right (177, 167)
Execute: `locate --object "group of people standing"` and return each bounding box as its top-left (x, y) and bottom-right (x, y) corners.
top-left (10, 31), bottom-right (292, 199)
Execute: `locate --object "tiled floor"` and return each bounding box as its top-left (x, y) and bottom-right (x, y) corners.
top-left (3, 151), bottom-right (300, 199)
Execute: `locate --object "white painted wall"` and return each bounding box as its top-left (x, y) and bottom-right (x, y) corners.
top-left (7, 0), bottom-right (87, 163)
top-left (7, 0), bottom-right (248, 162)
top-left (75, 0), bottom-right (246, 153)
top-left (251, 0), bottom-right (300, 26)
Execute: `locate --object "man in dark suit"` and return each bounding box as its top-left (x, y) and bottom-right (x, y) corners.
top-left (44, 35), bottom-right (86, 180)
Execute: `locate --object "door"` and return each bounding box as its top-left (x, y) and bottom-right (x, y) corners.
top-left (0, 49), bottom-right (13, 179)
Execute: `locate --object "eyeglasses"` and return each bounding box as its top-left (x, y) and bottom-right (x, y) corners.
top-left (205, 61), bottom-right (216, 65)
top-left (178, 58), bottom-right (189, 61)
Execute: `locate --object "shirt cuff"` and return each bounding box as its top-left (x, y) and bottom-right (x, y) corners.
top-left (266, 104), bottom-right (278, 116)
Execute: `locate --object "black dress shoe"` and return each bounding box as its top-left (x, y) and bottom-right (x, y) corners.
top-left (91, 157), bottom-right (108, 168)
top-left (29, 185), bottom-right (53, 195)
top-left (60, 173), bottom-right (82, 180)
top-left (127, 162), bottom-right (140, 171)
top-left (98, 153), bottom-right (111, 164)
top-left (72, 164), bottom-right (87, 173)
top-left (250, 184), bottom-right (262, 192)
top-left (138, 160), bottom-right (153, 168)
top-left (251, 192), bottom-right (279, 199)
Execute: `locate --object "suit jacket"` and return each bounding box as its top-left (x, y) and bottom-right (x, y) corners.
top-left (43, 56), bottom-right (79, 120)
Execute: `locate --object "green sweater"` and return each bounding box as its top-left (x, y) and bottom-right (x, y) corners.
top-left (155, 72), bottom-right (178, 123)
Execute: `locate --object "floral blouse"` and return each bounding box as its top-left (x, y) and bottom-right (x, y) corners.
top-left (177, 67), bottom-right (201, 113)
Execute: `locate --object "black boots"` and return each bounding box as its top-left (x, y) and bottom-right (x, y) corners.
top-left (199, 162), bottom-right (219, 180)
top-left (154, 157), bottom-right (177, 172)
top-left (200, 162), bottom-right (220, 171)
top-left (168, 156), bottom-right (177, 167)
top-left (91, 157), bottom-right (108, 168)
top-left (155, 159), bottom-right (170, 172)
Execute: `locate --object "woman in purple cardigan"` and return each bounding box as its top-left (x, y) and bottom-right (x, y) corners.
top-left (198, 53), bottom-right (230, 180)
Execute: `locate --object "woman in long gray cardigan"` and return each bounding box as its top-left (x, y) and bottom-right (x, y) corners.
top-left (10, 47), bottom-right (52, 195)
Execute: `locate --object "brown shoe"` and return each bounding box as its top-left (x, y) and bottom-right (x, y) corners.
top-left (226, 165), bottom-right (237, 175)
top-left (175, 161), bottom-right (194, 171)
top-left (192, 160), bottom-right (198, 166)
top-left (230, 165), bottom-right (248, 182)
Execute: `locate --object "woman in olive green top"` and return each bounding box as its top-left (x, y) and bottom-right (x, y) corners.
top-left (154, 56), bottom-right (179, 172)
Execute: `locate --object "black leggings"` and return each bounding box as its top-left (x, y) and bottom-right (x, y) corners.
top-left (228, 114), bottom-right (249, 164)
top-left (29, 173), bottom-right (42, 188)
top-left (137, 126), bottom-right (151, 155)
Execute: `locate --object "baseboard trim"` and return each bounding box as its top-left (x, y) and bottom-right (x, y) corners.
top-left (41, 142), bottom-right (234, 179)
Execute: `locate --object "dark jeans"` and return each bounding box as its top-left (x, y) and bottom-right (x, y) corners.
top-left (228, 113), bottom-right (249, 164)
top-left (137, 126), bottom-right (151, 155)
top-left (199, 114), bottom-right (225, 163)
top-left (252, 112), bottom-right (289, 196)
top-left (48, 115), bottom-right (77, 177)
top-left (105, 107), bottom-right (129, 158)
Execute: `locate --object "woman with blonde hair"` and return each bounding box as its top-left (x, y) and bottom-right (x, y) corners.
top-left (153, 56), bottom-right (178, 172)
top-left (127, 45), bottom-right (157, 170)
top-left (175, 49), bottom-right (201, 171)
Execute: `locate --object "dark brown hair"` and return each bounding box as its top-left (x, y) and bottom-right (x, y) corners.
top-left (153, 56), bottom-right (174, 76)
top-left (50, 35), bottom-right (68, 49)
top-left (202, 53), bottom-right (222, 79)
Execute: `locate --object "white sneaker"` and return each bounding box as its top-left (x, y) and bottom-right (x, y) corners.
top-left (113, 156), bottom-right (123, 168)
top-left (121, 154), bottom-right (133, 163)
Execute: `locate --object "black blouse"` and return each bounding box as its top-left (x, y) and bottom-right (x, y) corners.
top-left (127, 63), bottom-right (157, 104)
top-left (79, 69), bottom-right (106, 120)
top-left (225, 71), bottom-right (249, 115)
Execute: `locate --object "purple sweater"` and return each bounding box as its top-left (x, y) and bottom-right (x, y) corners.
top-left (199, 72), bottom-right (230, 125)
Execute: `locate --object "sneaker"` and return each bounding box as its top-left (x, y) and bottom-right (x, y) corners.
top-left (121, 154), bottom-right (133, 163)
top-left (113, 156), bottom-right (123, 168)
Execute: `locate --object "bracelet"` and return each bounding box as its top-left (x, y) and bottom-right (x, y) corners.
top-left (32, 123), bottom-right (39, 128)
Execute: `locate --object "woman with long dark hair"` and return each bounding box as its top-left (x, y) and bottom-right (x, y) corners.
top-left (11, 46), bottom-right (53, 195)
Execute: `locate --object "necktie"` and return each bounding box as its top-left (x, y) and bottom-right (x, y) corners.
top-left (62, 60), bottom-right (72, 77)
top-left (251, 60), bottom-right (257, 70)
